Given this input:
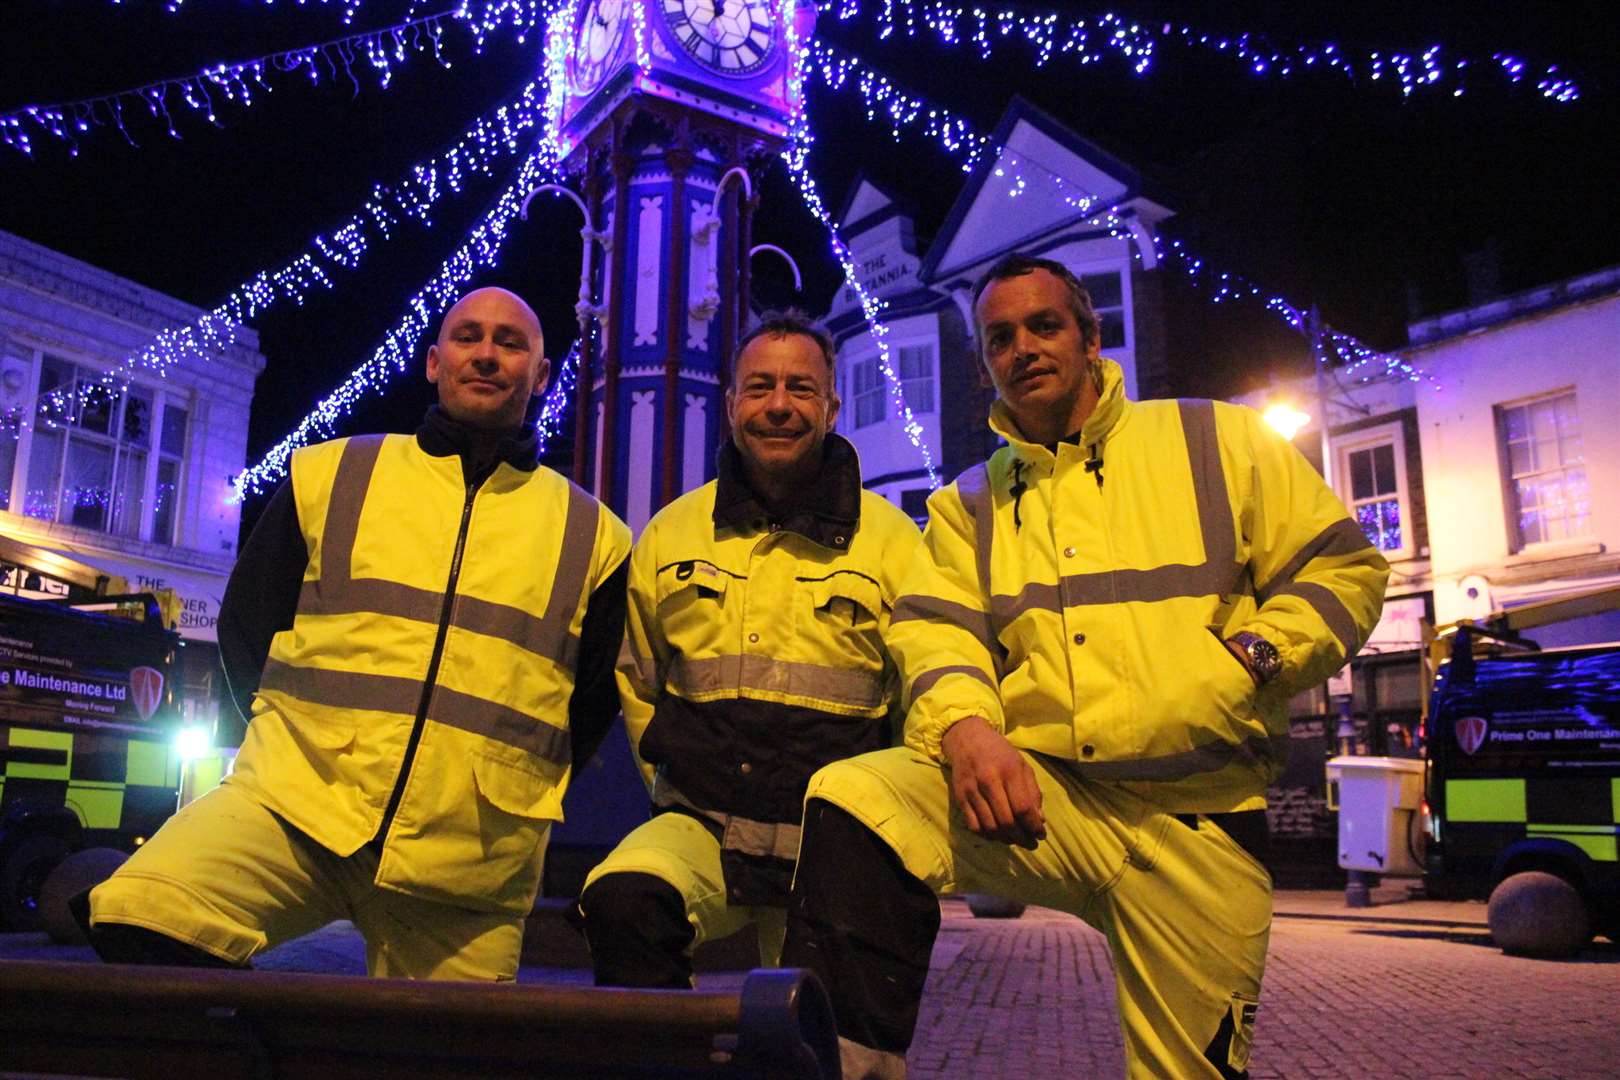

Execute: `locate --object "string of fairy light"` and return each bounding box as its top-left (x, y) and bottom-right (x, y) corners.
top-left (27, 78), bottom-right (546, 446)
top-left (233, 143), bottom-right (560, 497)
top-left (807, 40), bottom-right (1431, 386)
top-left (11, 1), bottom-right (1580, 494)
top-left (17, 2), bottom-right (1581, 156)
top-left (781, 6), bottom-right (940, 488)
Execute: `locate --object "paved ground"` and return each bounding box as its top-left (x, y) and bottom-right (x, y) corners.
top-left (4, 887), bottom-right (1615, 1077)
top-left (909, 889), bottom-right (1619, 1079)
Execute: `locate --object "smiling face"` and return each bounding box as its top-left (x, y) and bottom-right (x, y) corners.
top-left (725, 329), bottom-right (840, 496)
top-left (974, 268), bottom-right (1101, 444)
top-left (426, 287), bottom-right (548, 430)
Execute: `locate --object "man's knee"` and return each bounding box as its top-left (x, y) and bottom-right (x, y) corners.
top-left (578, 871), bottom-right (695, 988)
top-left (783, 800), bottom-right (940, 1055)
top-left (73, 886), bottom-right (243, 969)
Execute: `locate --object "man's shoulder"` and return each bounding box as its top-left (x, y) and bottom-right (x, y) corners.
top-left (856, 487), bottom-right (923, 542)
top-left (641, 480), bottom-right (720, 536)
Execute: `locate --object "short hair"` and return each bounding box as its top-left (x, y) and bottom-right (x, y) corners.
top-left (734, 308), bottom-right (837, 374)
top-left (969, 253), bottom-right (1101, 350)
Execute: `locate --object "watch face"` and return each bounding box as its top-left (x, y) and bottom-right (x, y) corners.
top-left (662, 0), bottom-right (776, 76)
top-left (571, 0), bottom-right (628, 94)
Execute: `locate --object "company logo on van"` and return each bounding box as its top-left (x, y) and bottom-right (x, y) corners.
top-left (129, 666), bottom-right (165, 721)
top-left (1454, 715), bottom-right (1488, 756)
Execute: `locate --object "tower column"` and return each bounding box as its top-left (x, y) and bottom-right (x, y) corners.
top-left (599, 123), bottom-right (634, 508)
top-left (661, 133), bottom-right (694, 510)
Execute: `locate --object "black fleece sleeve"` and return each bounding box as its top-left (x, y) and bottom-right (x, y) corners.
top-left (567, 556), bottom-right (629, 772)
top-left (217, 480), bottom-right (308, 725)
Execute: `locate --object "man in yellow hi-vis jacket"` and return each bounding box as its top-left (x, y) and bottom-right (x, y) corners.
top-left (780, 255), bottom-right (1389, 1079)
top-left (578, 310), bottom-right (921, 988)
top-left (79, 287), bottom-right (631, 980)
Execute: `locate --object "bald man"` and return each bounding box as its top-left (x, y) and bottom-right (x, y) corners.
top-left (80, 287), bottom-right (631, 980)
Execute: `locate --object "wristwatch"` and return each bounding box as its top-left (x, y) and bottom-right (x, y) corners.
top-left (1228, 631), bottom-right (1282, 686)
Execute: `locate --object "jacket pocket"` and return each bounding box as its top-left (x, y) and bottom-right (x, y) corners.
top-left (806, 574), bottom-right (887, 678)
top-left (289, 715), bottom-right (355, 751)
top-left (807, 574), bottom-right (884, 628)
top-left (471, 750), bottom-right (553, 819)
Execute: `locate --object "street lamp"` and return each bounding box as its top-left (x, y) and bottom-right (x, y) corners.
top-left (1263, 402), bottom-right (1312, 440)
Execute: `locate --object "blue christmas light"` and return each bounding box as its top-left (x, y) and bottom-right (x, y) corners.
top-left (783, 6), bottom-right (941, 490)
top-left (232, 144), bottom-right (560, 499)
top-left (832, 1), bottom-right (1579, 102)
top-left (2, 9), bottom-right (468, 157)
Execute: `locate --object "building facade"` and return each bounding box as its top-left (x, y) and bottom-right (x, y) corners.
top-left (0, 228), bottom-right (265, 712)
top-left (823, 99), bottom-right (1175, 512)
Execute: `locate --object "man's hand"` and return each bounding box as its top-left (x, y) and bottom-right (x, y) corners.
top-left (941, 716), bottom-right (1046, 849)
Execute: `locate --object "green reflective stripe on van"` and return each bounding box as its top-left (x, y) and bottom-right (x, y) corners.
top-left (7, 728), bottom-right (71, 780)
top-left (126, 739), bottom-right (170, 788)
top-left (1446, 779), bottom-right (1526, 822)
top-left (67, 784), bottom-right (126, 830)
top-left (1526, 825), bottom-right (1618, 862)
top-left (1613, 778), bottom-right (1619, 824)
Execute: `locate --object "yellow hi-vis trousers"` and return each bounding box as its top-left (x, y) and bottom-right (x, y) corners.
top-left (583, 811), bottom-right (789, 973)
top-left (806, 747), bottom-right (1270, 1079)
top-left (88, 780), bottom-right (526, 980)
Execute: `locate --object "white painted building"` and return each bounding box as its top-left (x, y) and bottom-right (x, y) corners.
top-left (0, 228), bottom-right (265, 653)
top-left (1241, 264), bottom-right (1620, 652)
top-left (823, 99), bottom-right (1175, 512)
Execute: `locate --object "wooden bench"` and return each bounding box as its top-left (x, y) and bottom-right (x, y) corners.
top-left (0, 960), bottom-right (838, 1078)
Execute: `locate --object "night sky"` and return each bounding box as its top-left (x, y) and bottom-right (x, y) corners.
top-left (3, 1), bottom-right (1616, 526)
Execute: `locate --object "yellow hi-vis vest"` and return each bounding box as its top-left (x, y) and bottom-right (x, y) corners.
top-left (890, 359), bottom-right (1390, 814)
top-left (230, 433), bottom-right (630, 914)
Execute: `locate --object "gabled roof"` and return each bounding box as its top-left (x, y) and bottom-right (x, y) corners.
top-left (835, 171), bottom-right (922, 237)
top-left (918, 97), bottom-right (1174, 283)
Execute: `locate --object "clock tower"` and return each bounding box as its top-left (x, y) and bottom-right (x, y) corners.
top-left (552, 0), bottom-right (814, 532)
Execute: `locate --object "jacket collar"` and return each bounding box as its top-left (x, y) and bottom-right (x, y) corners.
top-left (988, 357), bottom-right (1130, 463)
top-left (712, 433), bottom-right (863, 551)
top-left (414, 404), bottom-right (540, 486)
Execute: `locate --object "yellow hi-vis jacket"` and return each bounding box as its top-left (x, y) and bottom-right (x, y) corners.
top-left (890, 359), bottom-right (1389, 814)
top-left (231, 433), bottom-right (630, 914)
top-left (616, 436), bottom-right (922, 904)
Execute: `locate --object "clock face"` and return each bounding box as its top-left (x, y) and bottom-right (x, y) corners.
top-left (570, 0), bottom-right (629, 94)
top-left (662, 0), bottom-right (776, 76)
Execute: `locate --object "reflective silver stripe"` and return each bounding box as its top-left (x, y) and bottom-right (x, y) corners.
top-left (427, 686), bottom-right (571, 764)
top-left (299, 577), bottom-right (441, 623)
top-left (1269, 581), bottom-right (1360, 654)
top-left (1060, 561), bottom-right (1243, 607)
top-left (722, 816), bottom-right (802, 861)
top-left (1063, 734), bottom-right (1277, 782)
top-left (651, 777), bottom-right (800, 860)
top-left (617, 636), bottom-right (656, 688)
top-left (892, 595), bottom-right (996, 653)
top-left (1257, 518), bottom-right (1377, 606)
top-left (907, 664), bottom-right (996, 709)
top-left (955, 462), bottom-right (995, 601)
top-left (297, 434), bottom-right (388, 617)
top-left (299, 439), bottom-right (592, 669)
top-left (260, 657), bottom-right (422, 715)
top-left (669, 654), bottom-right (885, 708)
top-left (1178, 400), bottom-right (1237, 569)
top-left (259, 659), bottom-right (572, 763)
top-left (976, 401), bottom-right (1246, 616)
top-left (533, 480), bottom-right (599, 672)
top-left (321, 434), bottom-right (387, 582)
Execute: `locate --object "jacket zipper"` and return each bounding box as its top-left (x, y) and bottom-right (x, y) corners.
top-left (375, 479), bottom-right (479, 847)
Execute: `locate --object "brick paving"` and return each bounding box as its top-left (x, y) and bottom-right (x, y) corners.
top-left (908, 894), bottom-right (1619, 1078)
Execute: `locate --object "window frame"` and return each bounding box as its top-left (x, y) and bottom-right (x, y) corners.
top-left (845, 354), bottom-right (887, 431)
top-left (1495, 388), bottom-right (1589, 554)
top-left (2, 346), bottom-right (189, 546)
top-left (1333, 420), bottom-right (1414, 562)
